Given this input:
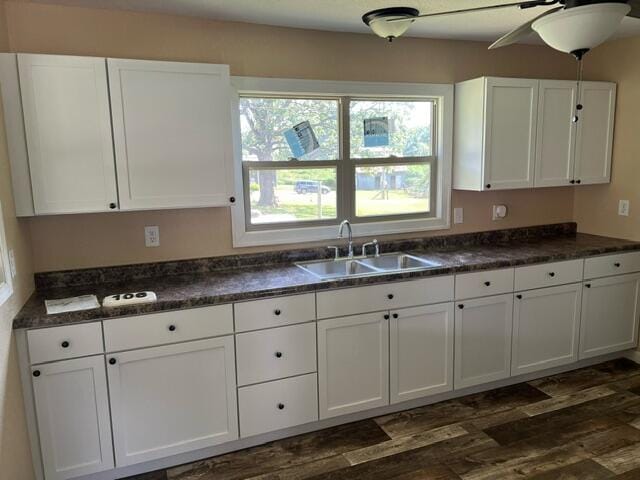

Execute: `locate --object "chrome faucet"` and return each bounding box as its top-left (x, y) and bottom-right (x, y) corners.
top-left (361, 239), bottom-right (380, 257)
top-left (338, 220), bottom-right (354, 259)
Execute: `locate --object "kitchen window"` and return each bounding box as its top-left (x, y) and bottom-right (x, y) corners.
top-left (231, 78), bottom-right (453, 247)
top-left (0, 201), bottom-right (13, 306)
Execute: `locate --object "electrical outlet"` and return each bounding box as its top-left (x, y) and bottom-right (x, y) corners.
top-left (492, 204), bottom-right (508, 221)
top-left (144, 226), bottom-right (160, 247)
top-left (619, 200), bottom-right (630, 217)
top-left (8, 249), bottom-right (16, 278)
top-left (453, 207), bottom-right (464, 224)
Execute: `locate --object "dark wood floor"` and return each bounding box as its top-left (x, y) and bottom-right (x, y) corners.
top-left (127, 358), bottom-right (640, 480)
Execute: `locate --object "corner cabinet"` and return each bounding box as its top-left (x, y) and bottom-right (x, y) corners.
top-left (31, 356), bottom-right (114, 480)
top-left (108, 59), bottom-right (234, 210)
top-left (107, 337), bottom-right (238, 467)
top-left (1, 54), bottom-right (235, 216)
top-left (454, 76), bottom-right (616, 191)
top-left (17, 54), bottom-right (118, 214)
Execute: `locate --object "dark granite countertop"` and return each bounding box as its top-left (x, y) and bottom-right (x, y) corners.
top-left (13, 225), bottom-right (640, 330)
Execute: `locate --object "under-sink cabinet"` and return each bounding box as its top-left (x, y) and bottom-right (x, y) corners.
top-left (18, 256), bottom-right (640, 480)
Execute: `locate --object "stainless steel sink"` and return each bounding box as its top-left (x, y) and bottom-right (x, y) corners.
top-left (296, 252), bottom-right (441, 280)
top-left (296, 258), bottom-right (378, 280)
top-left (357, 253), bottom-right (441, 272)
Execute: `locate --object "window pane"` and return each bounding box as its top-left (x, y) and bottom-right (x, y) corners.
top-left (248, 168), bottom-right (337, 224)
top-left (240, 97), bottom-right (339, 161)
top-left (355, 164), bottom-right (431, 217)
top-left (350, 100), bottom-right (433, 159)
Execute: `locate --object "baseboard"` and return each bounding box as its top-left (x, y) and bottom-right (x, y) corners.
top-left (624, 349), bottom-right (640, 364)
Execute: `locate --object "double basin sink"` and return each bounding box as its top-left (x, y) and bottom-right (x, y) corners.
top-left (296, 252), bottom-right (441, 280)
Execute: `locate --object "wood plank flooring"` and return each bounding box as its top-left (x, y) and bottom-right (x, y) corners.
top-left (125, 358), bottom-right (640, 480)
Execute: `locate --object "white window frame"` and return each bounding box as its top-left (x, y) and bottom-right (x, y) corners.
top-left (0, 200), bottom-right (13, 306)
top-left (231, 77), bottom-right (453, 248)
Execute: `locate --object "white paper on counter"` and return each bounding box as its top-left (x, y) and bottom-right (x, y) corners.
top-left (45, 295), bottom-right (100, 315)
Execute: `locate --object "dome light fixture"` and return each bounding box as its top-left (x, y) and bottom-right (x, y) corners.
top-left (362, 7), bottom-right (419, 42)
top-left (532, 2), bottom-right (631, 59)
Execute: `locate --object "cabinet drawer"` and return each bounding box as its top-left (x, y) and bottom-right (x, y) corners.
top-left (317, 276), bottom-right (454, 319)
top-left (104, 304), bottom-right (233, 352)
top-left (515, 259), bottom-right (584, 291)
top-left (238, 373), bottom-right (318, 438)
top-left (236, 323), bottom-right (316, 386)
top-left (28, 322), bottom-right (103, 364)
top-left (455, 268), bottom-right (514, 299)
top-left (235, 293), bottom-right (315, 332)
top-left (584, 251), bottom-right (640, 279)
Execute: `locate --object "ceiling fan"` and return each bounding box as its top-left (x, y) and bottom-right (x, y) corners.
top-left (362, 0), bottom-right (640, 59)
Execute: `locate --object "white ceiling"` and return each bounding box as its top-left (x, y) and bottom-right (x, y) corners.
top-left (31, 0), bottom-right (640, 44)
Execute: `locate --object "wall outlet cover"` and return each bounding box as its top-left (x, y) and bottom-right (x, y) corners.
top-left (492, 205), bottom-right (508, 221)
top-left (144, 226), bottom-right (160, 247)
top-left (8, 249), bottom-right (16, 278)
top-left (453, 207), bottom-right (464, 224)
top-left (619, 200), bottom-right (630, 217)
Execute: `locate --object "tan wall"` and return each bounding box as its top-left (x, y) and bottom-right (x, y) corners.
top-left (0, 3), bottom-right (35, 478)
top-left (2, 0), bottom-right (580, 271)
top-left (574, 35), bottom-right (640, 241)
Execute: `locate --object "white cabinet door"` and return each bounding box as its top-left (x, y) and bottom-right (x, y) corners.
top-left (580, 274), bottom-right (640, 359)
top-left (512, 284), bottom-right (582, 376)
top-left (107, 337), bottom-right (238, 466)
top-left (390, 303), bottom-right (454, 404)
top-left (18, 54), bottom-right (118, 214)
top-left (534, 81), bottom-right (577, 187)
top-left (454, 294), bottom-right (513, 389)
top-left (108, 59), bottom-right (233, 210)
top-left (483, 77), bottom-right (538, 190)
top-left (31, 356), bottom-right (114, 480)
top-left (574, 82), bottom-right (616, 185)
top-left (318, 312), bottom-right (389, 419)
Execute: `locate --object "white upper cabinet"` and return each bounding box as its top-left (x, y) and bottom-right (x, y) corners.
top-left (18, 54), bottom-right (118, 214)
top-left (108, 59), bottom-right (233, 210)
top-left (574, 82), bottom-right (616, 185)
top-left (454, 77), bottom-right (538, 191)
top-left (454, 76), bottom-right (615, 191)
top-left (535, 81), bottom-right (577, 187)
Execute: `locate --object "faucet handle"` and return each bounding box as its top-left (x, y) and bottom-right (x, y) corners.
top-left (372, 239), bottom-right (380, 257)
top-left (361, 239), bottom-right (380, 257)
top-left (327, 246), bottom-right (340, 260)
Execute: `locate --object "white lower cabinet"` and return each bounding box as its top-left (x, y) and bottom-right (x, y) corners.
top-left (107, 337), bottom-right (238, 467)
top-left (318, 312), bottom-right (389, 419)
top-left (390, 303), bottom-right (454, 404)
top-left (238, 373), bottom-right (318, 438)
top-left (454, 294), bottom-right (514, 389)
top-left (580, 274), bottom-right (640, 359)
top-left (512, 284), bottom-right (582, 375)
top-left (31, 355), bottom-right (114, 480)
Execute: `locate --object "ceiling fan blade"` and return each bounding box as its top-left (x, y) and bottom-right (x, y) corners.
top-left (627, 0), bottom-right (640, 18)
top-left (489, 6), bottom-right (563, 49)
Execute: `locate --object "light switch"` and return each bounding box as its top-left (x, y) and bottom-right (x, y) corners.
top-left (453, 207), bottom-right (464, 224)
top-left (619, 200), bottom-right (630, 217)
top-left (144, 226), bottom-right (160, 247)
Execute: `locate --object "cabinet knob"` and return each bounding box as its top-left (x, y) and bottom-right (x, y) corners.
top-left (585, 283), bottom-right (592, 288)
top-left (274, 309), bottom-right (281, 316)
top-left (229, 196), bottom-right (236, 203)
top-left (277, 403), bottom-right (285, 410)
top-left (548, 272), bottom-right (556, 277)
top-left (486, 184), bottom-right (491, 189)
top-left (392, 313), bottom-right (398, 319)
top-left (484, 281), bottom-right (491, 287)
top-left (32, 370), bottom-right (40, 377)
top-left (458, 304), bottom-right (464, 309)
top-left (516, 294), bottom-right (522, 299)
top-left (109, 202), bottom-right (117, 209)
top-left (614, 262), bottom-right (621, 268)
top-left (109, 358), bottom-right (117, 365)
top-left (387, 294), bottom-right (394, 300)
top-left (383, 314), bottom-right (390, 320)
top-left (275, 351), bottom-right (283, 358)
top-left (168, 324), bottom-right (176, 332)
top-left (576, 180), bottom-right (581, 184)
top-left (61, 340), bottom-right (70, 348)
top-left (569, 180), bottom-right (575, 184)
